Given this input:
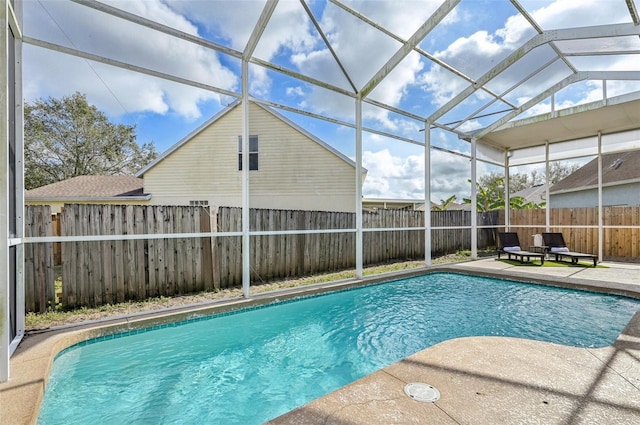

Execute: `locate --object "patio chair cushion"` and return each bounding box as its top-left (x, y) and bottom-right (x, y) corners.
top-left (550, 247), bottom-right (570, 253)
top-left (503, 246), bottom-right (521, 252)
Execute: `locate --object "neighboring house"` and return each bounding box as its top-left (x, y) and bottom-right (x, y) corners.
top-left (511, 183), bottom-right (547, 206)
top-left (362, 198), bottom-right (427, 211)
top-left (550, 150), bottom-right (640, 208)
top-left (25, 175), bottom-right (149, 213)
top-left (26, 100), bottom-right (366, 213)
top-left (137, 100), bottom-right (364, 213)
top-left (443, 202), bottom-right (471, 211)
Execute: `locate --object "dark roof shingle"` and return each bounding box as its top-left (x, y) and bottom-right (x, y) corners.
top-left (550, 150), bottom-right (640, 193)
top-left (25, 175), bottom-right (144, 199)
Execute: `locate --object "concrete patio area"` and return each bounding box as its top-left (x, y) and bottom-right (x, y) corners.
top-left (1, 259), bottom-right (639, 425)
top-left (269, 260), bottom-right (640, 425)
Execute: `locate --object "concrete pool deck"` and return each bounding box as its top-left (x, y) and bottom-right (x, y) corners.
top-left (269, 259), bottom-right (640, 424)
top-left (1, 258), bottom-right (639, 425)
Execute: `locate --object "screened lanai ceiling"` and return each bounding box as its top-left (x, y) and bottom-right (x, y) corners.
top-left (23, 0), bottom-right (640, 154)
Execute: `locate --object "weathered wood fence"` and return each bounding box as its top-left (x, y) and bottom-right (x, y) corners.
top-left (214, 207), bottom-right (497, 285)
top-left (508, 207), bottom-right (640, 261)
top-left (25, 204), bottom-right (500, 311)
top-left (23, 203), bottom-right (640, 312)
top-left (60, 204), bottom-right (213, 310)
top-left (32, 203), bottom-right (640, 311)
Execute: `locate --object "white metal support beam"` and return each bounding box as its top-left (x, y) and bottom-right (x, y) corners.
top-left (240, 0), bottom-right (277, 297)
top-left (355, 98), bottom-right (363, 278)
top-left (11, 0), bottom-right (24, 359)
top-left (504, 150), bottom-right (510, 230)
top-left (474, 70), bottom-right (640, 139)
top-left (474, 73), bottom-right (583, 138)
top-left (23, 37), bottom-right (241, 99)
top-left (545, 142), bottom-right (550, 232)
top-left (597, 132), bottom-right (603, 263)
top-left (470, 137), bottom-right (478, 260)
top-left (241, 59), bottom-right (250, 298)
top-left (299, 0), bottom-right (357, 93)
top-left (243, 0), bottom-right (278, 60)
top-left (452, 55), bottom-right (560, 131)
top-left (510, 0), bottom-right (578, 74)
top-left (626, 0), bottom-right (640, 24)
top-left (428, 22), bottom-right (640, 124)
top-left (424, 123), bottom-right (431, 267)
top-left (71, 0), bottom-right (242, 59)
top-left (75, 0), bottom-right (354, 98)
top-left (1, 0), bottom-right (22, 384)
top-left (359, 0), bottom-right (459, 98)
top-left (1, 0), bottom-right (10, 384)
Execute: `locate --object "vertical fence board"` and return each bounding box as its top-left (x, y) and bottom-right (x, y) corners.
top-left (24, 206), bottom-right (54, 312)
top-left (146, 206), bottom-right (158, 297)
top-left (201, 207), bottom-right (214, 292)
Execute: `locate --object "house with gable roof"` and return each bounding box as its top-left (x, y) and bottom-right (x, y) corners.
top-left (27, 100), bottom-right (365, 213)
top-left (137, 100), bottom-right (364, 212)
top-left (549, 150), bottom-right (640, 208)
top-left (25, 175), bottom-right (148, 213)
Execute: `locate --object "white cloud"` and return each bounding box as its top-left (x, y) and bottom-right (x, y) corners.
top-left (530, 0), bottom-right (631, 29)
top-left (365, 52), bottom-right (425, 128)
top-left (362, 149), bottom-right (424, 198)
top-left (348, 0), bottom-right (451, 39)
top-left (24, 0), bottom-right (238, 119)
top-left (418, 0), bottom-right (633, 117)
top-left (286, 86), bottom-right (305, 97)
top-left (419, 28), bottom-right (527, 107)
top-left (291, 3), bottom-right (437, 131)
top-left (170, 1), bottom-right (320, 96)
top-left (362, 148), bottom-right (470, 202)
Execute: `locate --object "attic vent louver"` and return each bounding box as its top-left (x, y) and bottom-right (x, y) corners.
top-left (610, 158), bottom-right (623, 170)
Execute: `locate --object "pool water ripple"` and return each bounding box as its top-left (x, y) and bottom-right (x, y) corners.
top-left (38, 273), bottom-right (640, 425)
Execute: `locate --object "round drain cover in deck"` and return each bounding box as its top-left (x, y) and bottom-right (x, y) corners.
top-left (404, 382), bottom-right (440, 402)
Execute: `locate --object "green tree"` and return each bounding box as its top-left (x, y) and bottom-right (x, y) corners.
top-left (508, 172), bottom-right (533, 193)
top-left (477, 162), bottom-right (580, 202)
top-left (548, 161), bottom-right (581, 184)
top-left (432, 194), bottom-right (457, 211)
top-left (463, 177), bottom-right (545, 212)
top-left (25, 92), bottom-right (158, 189)
top-left (463, 177), bottom-right (505, 212)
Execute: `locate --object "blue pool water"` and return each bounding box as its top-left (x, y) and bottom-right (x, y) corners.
top-left (38, 273), bottom-right (639, 424)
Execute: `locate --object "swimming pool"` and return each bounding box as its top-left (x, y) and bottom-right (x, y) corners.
top-left (37, 272), bottom-right (640, 424)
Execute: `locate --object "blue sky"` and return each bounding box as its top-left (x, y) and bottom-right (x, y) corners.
top-left (22, 0), bottom-right (639, 202)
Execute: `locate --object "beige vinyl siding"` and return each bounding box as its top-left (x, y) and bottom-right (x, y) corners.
top-left (144, 102), bottom-right (358, 212)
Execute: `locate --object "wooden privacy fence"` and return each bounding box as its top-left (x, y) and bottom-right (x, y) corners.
top-left (214, 208), bottom-right (498, 287)
top-left (24, 204), bottom-right (640, 312)
top-left (508, 206), bottom-right (640, 260)
top-left (60, 204), bottom-right (213, 309)
top-left (25, 204), bottom-right (498, 311)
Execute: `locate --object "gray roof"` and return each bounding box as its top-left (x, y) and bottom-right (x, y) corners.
top-left (25, 175), bottom-right (147, 200)
top-left (512, 184), bottom-right (547, 205)
top-left (550, 150), bottom-right (640, 193)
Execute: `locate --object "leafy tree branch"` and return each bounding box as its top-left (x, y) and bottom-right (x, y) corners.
top-left (25, 92), bottom-right (158, 189)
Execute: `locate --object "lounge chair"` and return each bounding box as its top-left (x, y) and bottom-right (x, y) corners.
top-left (542, 232), bottom-right (598, 267)
top-left (497, 232), bottom-right (545, 265)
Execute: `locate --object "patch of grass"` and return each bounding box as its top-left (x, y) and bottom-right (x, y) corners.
top-left (25, 296), bottom-right (177, 330)
top-left (497, 259), bottom-right (607, 268)
top-left (25, 253), bottom-right (474, 331)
